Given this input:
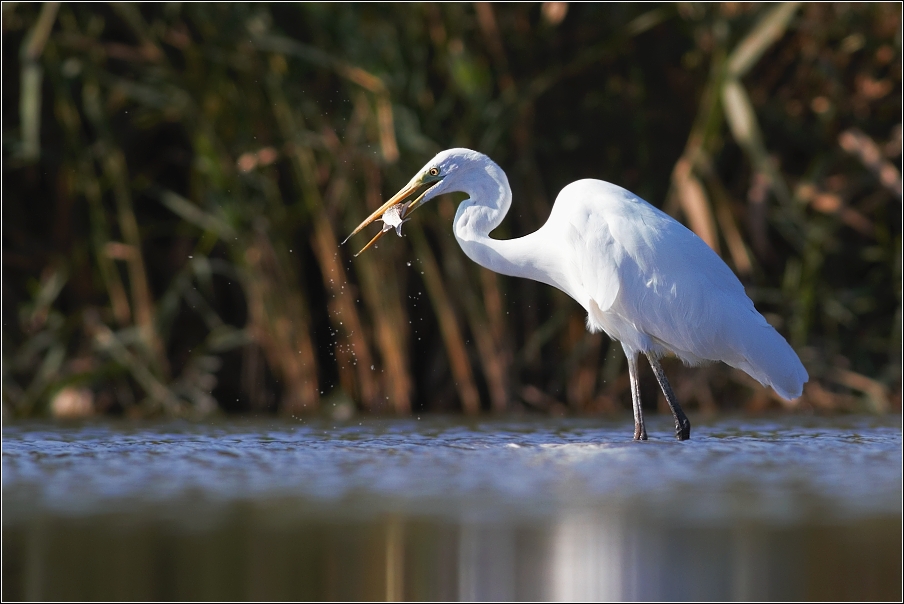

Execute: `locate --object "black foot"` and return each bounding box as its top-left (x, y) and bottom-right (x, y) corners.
top-left (634, 424), bottom-right (648, 441)
top-left (675, 417), bottom-right (691, 441)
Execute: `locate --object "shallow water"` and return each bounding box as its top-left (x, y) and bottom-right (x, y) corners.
top-left (2, 415), bottom-right (901, 601)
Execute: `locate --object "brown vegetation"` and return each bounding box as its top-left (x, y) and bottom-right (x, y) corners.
top-left (2, 3), bottom-right (900, 418)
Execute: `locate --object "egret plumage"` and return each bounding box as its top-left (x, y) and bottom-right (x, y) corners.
top-left (345, 149), bottom-right (808, 440)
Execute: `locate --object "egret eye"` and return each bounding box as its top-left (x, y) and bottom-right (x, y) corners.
top-left (428, 167), bottom-right (439, 177)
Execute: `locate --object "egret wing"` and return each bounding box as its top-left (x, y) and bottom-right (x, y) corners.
top-left (599, 190), bottom-right (807, 398)
top-left (541, 180), bottom-right (625, 314)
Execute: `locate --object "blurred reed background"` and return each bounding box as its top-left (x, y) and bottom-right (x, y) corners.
top-left (2, 3), bottom-right (900, 419)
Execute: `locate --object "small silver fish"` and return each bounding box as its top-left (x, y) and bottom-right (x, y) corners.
top-left (351, 203), bottom-right (413, 257)
top-left (381, 203), bottom-right (410, 236)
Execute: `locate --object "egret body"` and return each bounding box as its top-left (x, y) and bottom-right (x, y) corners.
top-left (345, 149), bottom-right (808, 440)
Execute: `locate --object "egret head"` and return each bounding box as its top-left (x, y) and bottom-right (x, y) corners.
top-left (343, 149), bottom-right (483, 255)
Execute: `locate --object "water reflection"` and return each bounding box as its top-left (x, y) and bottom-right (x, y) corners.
top-left (2, 416), bottom-right (901, 600)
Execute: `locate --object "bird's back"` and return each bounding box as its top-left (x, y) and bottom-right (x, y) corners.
top-left (543, 179), bottom-right (808, 400)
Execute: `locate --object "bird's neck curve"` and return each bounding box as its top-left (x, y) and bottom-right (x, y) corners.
top-left (452, 159), bottom-right (567, 293)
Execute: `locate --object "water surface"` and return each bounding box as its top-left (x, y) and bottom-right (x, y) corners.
top-left (3, 415), bottom-right (901, 600)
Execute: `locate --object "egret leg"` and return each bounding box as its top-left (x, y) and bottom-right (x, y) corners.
top-left (624, 349), bottom-right (647, 441)
top-left (645, 354), bottom-right (691, 441)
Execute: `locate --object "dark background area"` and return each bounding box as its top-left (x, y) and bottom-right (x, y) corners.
top-left (2, 3), bottom-right (901, 419)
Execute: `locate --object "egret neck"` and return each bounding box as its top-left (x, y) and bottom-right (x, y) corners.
top-left (451, 158), bottom-right (572, 298)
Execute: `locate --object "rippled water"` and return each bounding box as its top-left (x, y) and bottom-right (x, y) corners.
top-left (3, 415), bottom-right (901, 601)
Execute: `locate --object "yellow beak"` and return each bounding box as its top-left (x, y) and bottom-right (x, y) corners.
top-left (342, 175), bottom-right (440, 257)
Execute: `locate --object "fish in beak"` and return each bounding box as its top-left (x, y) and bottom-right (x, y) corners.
top-left (342, 172), bottom-right (442, 257)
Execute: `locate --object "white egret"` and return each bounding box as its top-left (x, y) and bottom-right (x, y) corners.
top-left (344, 149), bottom-right (808, 440)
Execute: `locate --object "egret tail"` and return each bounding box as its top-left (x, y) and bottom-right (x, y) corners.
top-left (723, 311), bottom-right (808, 400)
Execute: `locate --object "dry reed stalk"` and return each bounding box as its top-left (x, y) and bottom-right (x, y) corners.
top-left (696, 158), bottom-right (754, 275)
top-left (478, 268), bottom-right (513, 412)
top-left (410, 229), bottom-right (481, 415)
top-left (353, 250), bottom-right (413, 414)
top-left (436, 236), bottom-right (509, 412)
top-left (81, 81), bottom-right (169, 381)
top-left (243, 233), bottom-right (320, 413)
top-left (672, 157), bottom-right (721, 254)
